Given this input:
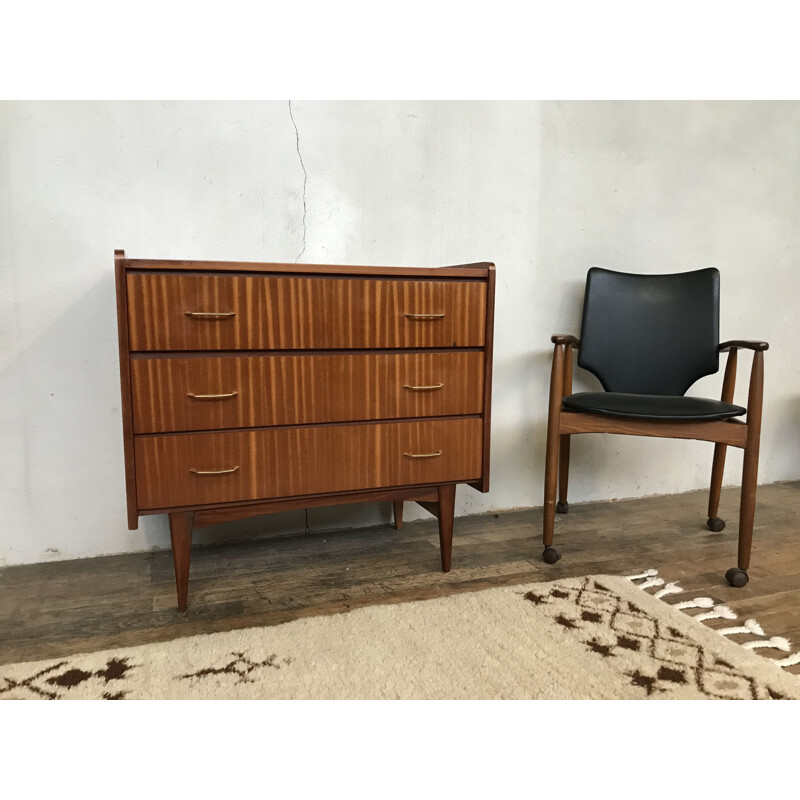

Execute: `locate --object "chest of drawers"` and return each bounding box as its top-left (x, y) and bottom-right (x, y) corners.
top-left (115, 251), bottom-right (495, 610)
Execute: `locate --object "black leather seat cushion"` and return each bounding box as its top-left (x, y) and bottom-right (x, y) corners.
top-left (562, 392), bottom-right (747, 421)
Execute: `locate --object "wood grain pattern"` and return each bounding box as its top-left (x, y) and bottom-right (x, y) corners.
top-left (192, 487), bottom-right (438, 528)
top-left (471, 263), bottom-right (495, 493)
top-left (115, 252), bottom-right (495, 607)
top-left (127, 260), bottom-right (494, 279)
top-left (5, 483), bottom-right (799, 672)
top-left (114, 250), bottom-right (139, 530)
top-left (559, 410), bottom-right (749, 447)
top-left (126, 273), bottom-right (486, 351)
top-left (168, 511), bottom-right (193, 612)
top-left (134, 418), bottom-right (483, 509)
top-left (130, 351), bottom-right (484, 433)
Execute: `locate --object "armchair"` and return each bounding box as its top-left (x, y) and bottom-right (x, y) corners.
top-left (543, 267), bottom-right (768, 587)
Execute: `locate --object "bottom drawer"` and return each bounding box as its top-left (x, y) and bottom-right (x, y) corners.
top-left (134, 418), bottom-right (483, 510)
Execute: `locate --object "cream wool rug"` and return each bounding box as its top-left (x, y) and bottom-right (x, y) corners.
top-left (2, 573), bottom-right (799, 700)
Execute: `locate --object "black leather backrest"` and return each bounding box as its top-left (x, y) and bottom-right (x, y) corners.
top-left (577, 267), bottom-right (720, 395)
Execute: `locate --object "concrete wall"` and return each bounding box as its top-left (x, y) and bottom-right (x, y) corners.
top-left (2, 100), bottom-right (799, 566)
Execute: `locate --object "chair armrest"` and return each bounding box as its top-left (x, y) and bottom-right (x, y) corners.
top-left (719, 340), bottom-right (769, 352)
top-left (551, 334), bottom-right (580, 347)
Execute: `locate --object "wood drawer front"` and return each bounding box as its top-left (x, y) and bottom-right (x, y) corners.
top-left (131, 351), bottom-right (484, 433)
top-left (126, 273), bottom-right (486, 351)
top-left (134, 418), bottom-right (483, 510)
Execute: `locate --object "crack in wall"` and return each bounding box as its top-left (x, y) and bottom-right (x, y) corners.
top-left (288, 100), bottom-right (307, 263)
top-left (289, 101), bottom-right (308, 528)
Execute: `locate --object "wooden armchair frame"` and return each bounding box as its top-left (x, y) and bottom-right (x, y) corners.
top-left (543, 334), bottom-right (768, 587)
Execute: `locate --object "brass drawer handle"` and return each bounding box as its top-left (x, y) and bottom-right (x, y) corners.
top-left (187, 391), bottom-right (239, 400)
top-left (189, 466), bottom-right (240, 475)
top-left (184, 311), bottom-right (236, 318)
top-left (404, 313), bottom-right (445, 320)
top-left (403, 383), bottom-right (444, 391)
top-left (403, 450), bottom-right (443, 459)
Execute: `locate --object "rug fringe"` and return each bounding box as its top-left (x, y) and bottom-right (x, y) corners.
top-left (718, 619), bottom-right (765, 637)
top-left (775, 651), bottom-right (800, 668)
top-left (626, 570), bottom-right (799, 674)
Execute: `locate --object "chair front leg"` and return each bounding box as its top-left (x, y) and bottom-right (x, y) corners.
top-left (733, 350), bottom-right (764, 582)
top-left (543, 343), bottom-right (565, 561)
top-left (557, 342), bottom-right (573, 514)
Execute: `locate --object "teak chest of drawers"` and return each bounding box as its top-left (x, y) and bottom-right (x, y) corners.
top-left (115, 251), bottom-right (495, 610)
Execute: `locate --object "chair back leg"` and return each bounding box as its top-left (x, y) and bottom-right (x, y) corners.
top-left (543, 344), bottom-right (564, 547)
top-left (558, 435), bottom-right (571, 513)
top-left (708, 348), bottom-right (738, 528)
top-left (707, 443), bottom-right (728, 528)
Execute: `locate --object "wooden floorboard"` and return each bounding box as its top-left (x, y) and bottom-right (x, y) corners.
top-left (2, 481), bottom-right (800, 674)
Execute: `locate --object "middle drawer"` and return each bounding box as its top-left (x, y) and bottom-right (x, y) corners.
top-left (131, 351), bottom-right (484, 433)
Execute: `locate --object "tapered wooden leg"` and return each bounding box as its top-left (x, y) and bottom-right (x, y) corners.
top-left (543, 344), bottom-right (564, 547)
top-left (437, 484), bottom-right (456, 572)
top-left (557, 434), bottom-right (570, 513)
top-left (737, 351), bottom-right (764, 572)
top-left (708, 443), bottom-right (727, 520)
top-left (709, 349), bottom-right (737, 529)
top-left (169, 511), bottom-right (194, 612)
top-left (738, 449), bottom-right (757, 571)
top-left (556, 342), bottom-right (573, 515)
top-left (392, 500), bottom-right (404, 530)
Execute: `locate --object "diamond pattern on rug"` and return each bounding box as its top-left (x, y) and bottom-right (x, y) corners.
top-left (628, 568), bottom-right (800, 672)
top-left (521, 577), bottom-right (789, 700)
top-left (2, 573), bottom-right (796, 699)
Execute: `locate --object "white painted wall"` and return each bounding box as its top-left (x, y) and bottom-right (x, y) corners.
top-left (2, 100), bottom-right (799, 566)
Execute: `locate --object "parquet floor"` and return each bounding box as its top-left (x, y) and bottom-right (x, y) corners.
top-left (2, 481), bottom-right (799, 673)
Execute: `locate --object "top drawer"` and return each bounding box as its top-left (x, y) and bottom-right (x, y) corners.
top-left (127, 273), bottom-right (486, 351)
